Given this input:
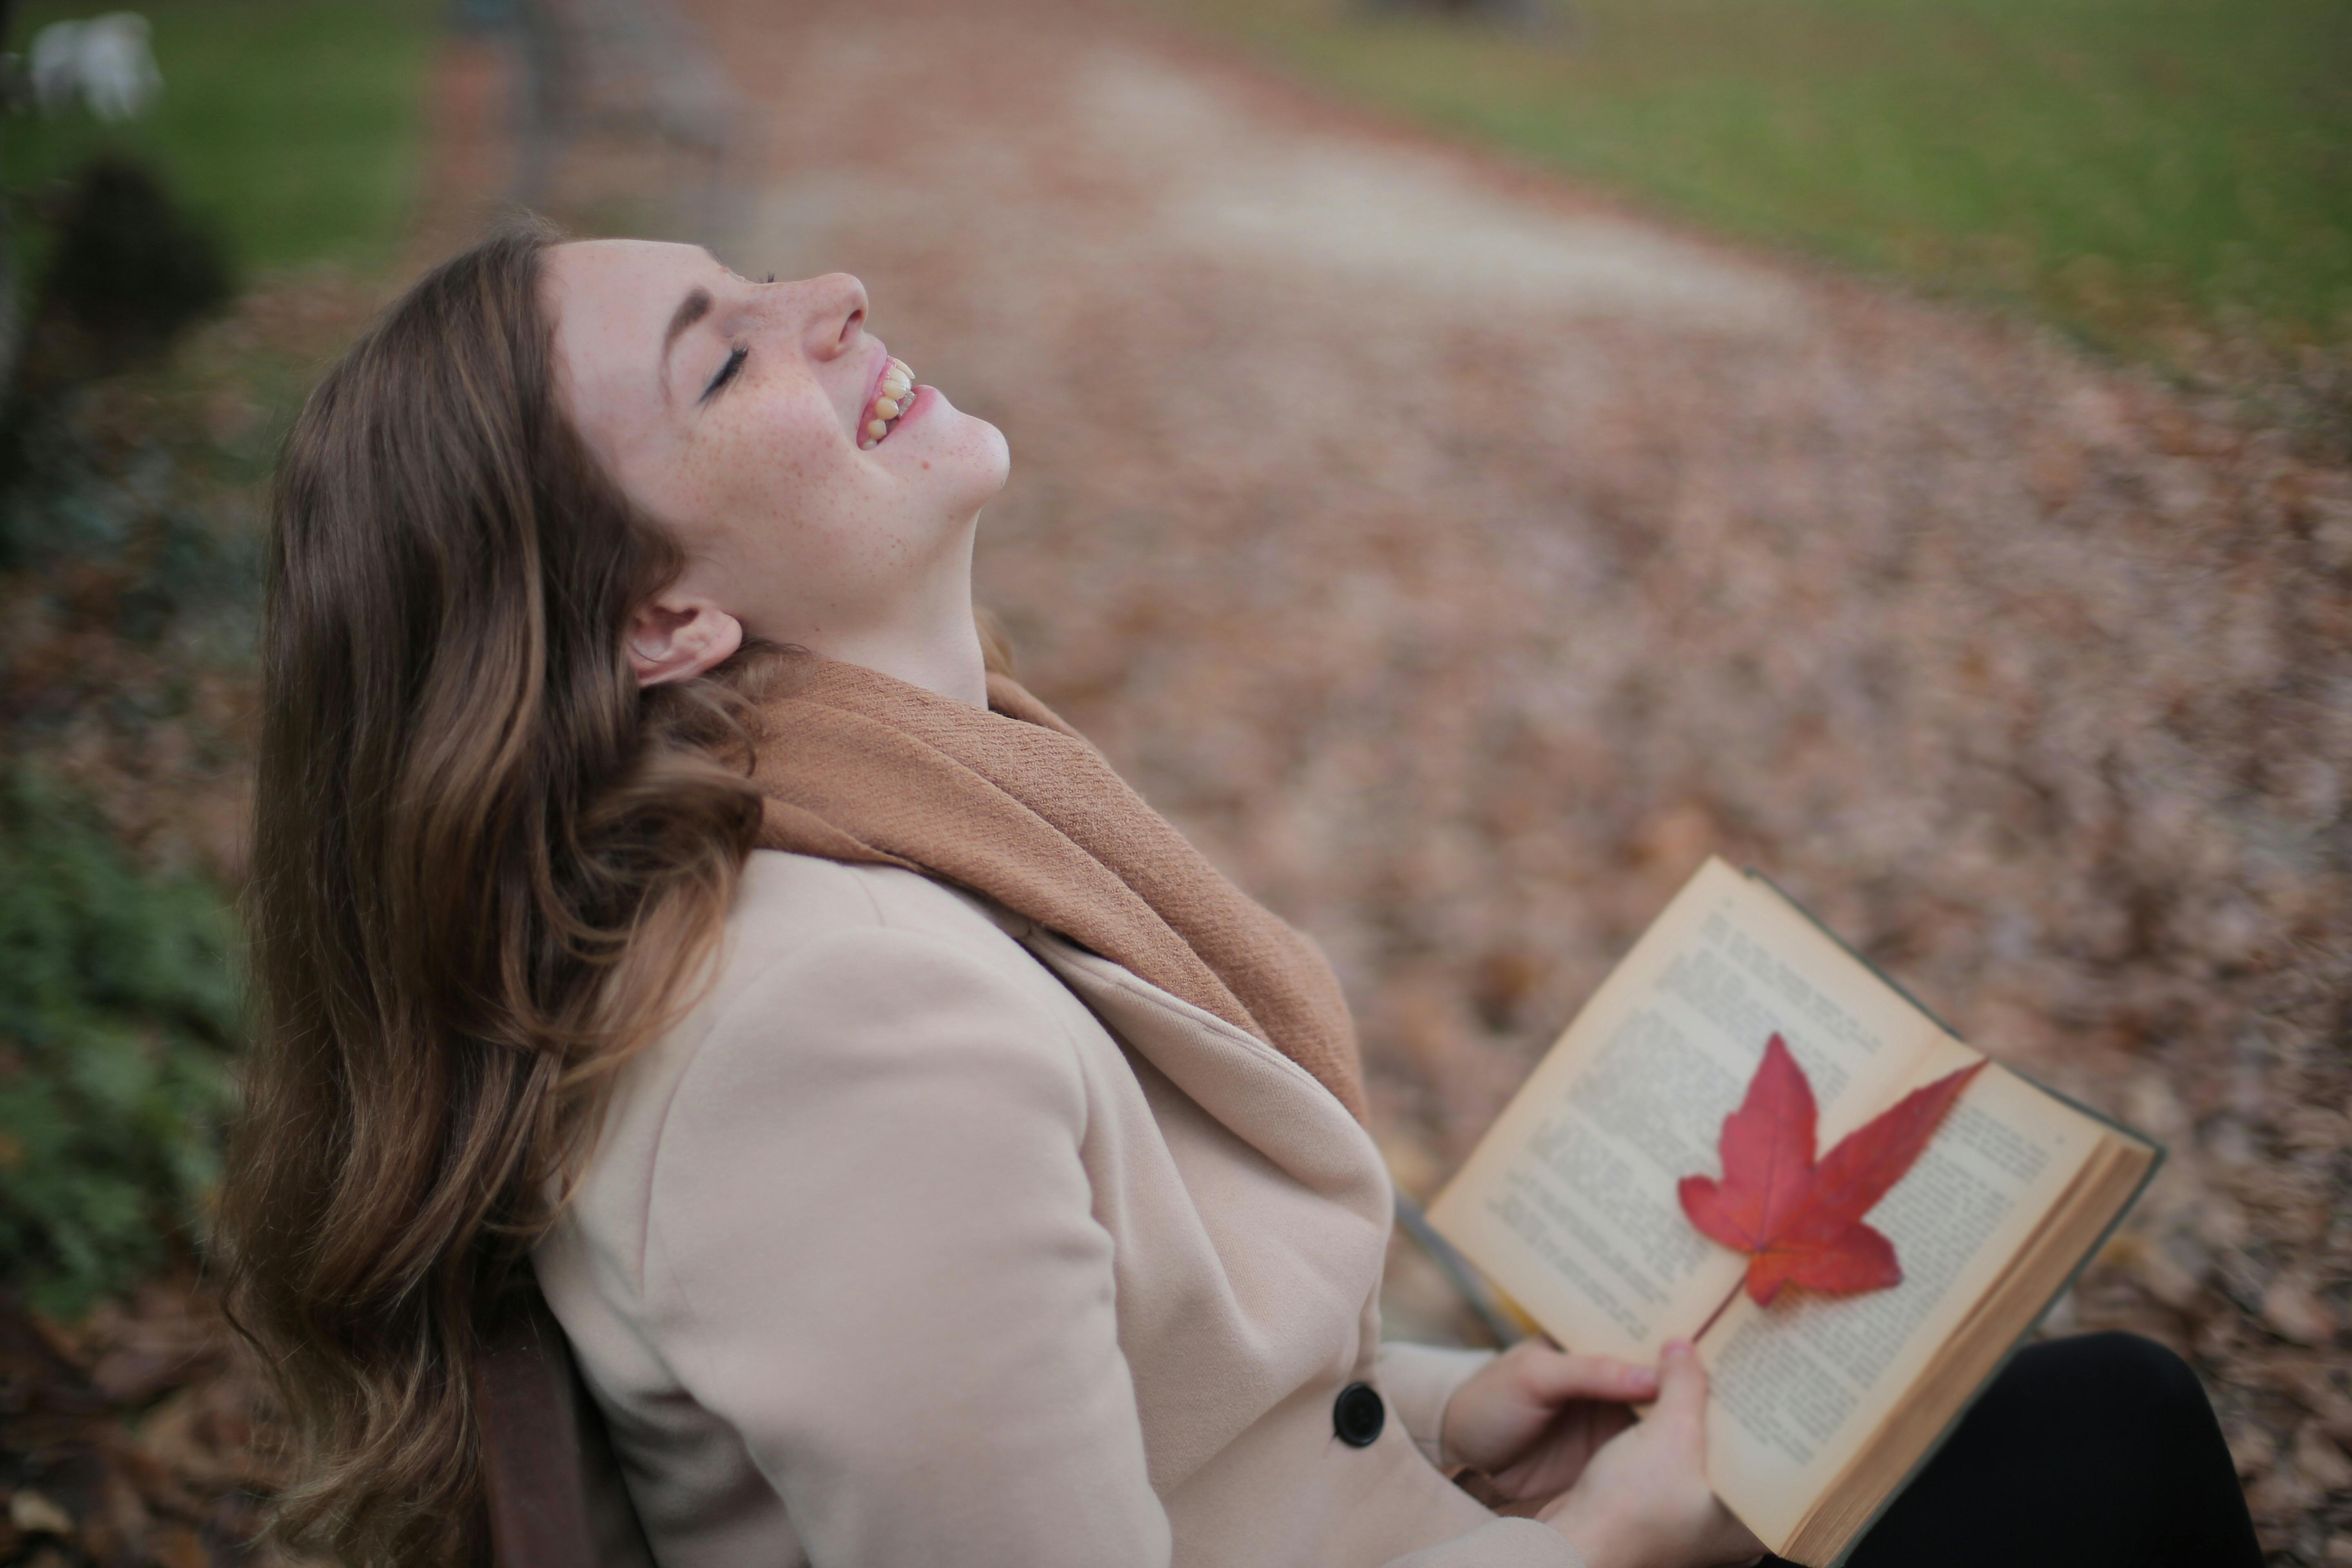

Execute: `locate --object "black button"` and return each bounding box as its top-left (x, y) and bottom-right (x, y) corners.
top-left (1332, 1382), bottom-right (1385, 1447)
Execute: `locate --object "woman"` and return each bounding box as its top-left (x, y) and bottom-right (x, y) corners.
top-left (221, 223), bottom-right (2263, 1568)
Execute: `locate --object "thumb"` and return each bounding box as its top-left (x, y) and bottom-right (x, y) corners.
top-left (1653, 1339), bottom-right (1710, 1423)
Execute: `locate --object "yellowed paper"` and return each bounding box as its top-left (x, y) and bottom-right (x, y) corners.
top-left (1429, 860), bottom-right (1944, 1362)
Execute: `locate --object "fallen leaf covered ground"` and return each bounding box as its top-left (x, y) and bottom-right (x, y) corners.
top-left (653, 0), bottom-right (2348, 1553)
top-left (0, 1278), bottom-right (306, 1567)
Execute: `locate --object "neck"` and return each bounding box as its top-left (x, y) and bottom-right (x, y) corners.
top-left (797, 523), bottom-right (988, 707)
top-left (817, 615), bottom-right (987, 707)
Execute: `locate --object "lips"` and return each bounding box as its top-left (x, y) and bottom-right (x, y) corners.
top-left (860, 356), bottom-right (915, 450)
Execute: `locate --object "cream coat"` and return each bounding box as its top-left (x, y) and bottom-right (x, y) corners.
top-left (535, 851), bottom-right (1586, 1568)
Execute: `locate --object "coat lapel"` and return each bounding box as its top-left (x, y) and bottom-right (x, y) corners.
top-left (1019, 930), bottom-right (1391, 1228)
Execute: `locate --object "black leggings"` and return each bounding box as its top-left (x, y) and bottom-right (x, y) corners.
top-left (1769, 1332), bottom-right (2262, 1568)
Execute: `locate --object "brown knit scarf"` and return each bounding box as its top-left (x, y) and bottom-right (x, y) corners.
top-left (743, 655), bottom-right (1368, 1124)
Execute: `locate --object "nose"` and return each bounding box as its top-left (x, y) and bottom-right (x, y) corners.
top-left (793, 272), bottom-right (868, 359)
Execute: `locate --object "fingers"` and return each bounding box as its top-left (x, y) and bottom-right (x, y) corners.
top-left (1514, 1343), bottom-right (1662, 1405)
top-left (1574, 1354), bottom-right (1662, 1403)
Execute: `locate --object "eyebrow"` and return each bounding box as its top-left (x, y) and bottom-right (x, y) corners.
top-left (658, 286), bottom-right (714, 394)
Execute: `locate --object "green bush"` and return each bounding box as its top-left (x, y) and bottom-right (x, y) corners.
top-left (0, 772), bottom-right (240, 1317)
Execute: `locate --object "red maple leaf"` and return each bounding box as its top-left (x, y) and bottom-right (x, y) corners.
top-left (1678, 1035), bottom-right (1986, 1306)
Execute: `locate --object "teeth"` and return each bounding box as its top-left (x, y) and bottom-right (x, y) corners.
top-left (862, 358), bottom-right (918, 449)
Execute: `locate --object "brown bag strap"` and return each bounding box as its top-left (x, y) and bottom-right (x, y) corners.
top-left (477, 1288), bottom-right (613, 1568)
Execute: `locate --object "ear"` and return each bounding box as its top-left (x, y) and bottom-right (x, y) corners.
top-left (625, 594), bottom-right (744, 687)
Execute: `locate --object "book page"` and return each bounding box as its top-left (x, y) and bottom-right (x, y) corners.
top-left (1697, 1047), bottom-right (2104, 1553)
top-left (1429, 860), bottom-right (1945, 1362)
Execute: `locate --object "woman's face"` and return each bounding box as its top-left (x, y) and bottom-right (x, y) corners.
top-left (544, 240), bottom-right (1009, 666)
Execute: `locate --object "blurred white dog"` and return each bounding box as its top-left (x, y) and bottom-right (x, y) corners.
top-left (30, 13), bottom-right (161, 122)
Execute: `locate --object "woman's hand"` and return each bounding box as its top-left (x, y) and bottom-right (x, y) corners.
top-left (1441, 1339), bottom-right (1660, 1506)
top-left (1539, 1341), bottom-right (1766, 1568)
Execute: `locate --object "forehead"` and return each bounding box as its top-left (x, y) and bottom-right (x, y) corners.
top-left (546, 236), bottom-right (720, 298)
top-left (546, 240), bottom-right (725, 346)
top-left (545, 239), bottom-right (724, 407)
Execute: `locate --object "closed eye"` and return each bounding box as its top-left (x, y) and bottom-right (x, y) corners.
top-left (701, 346), bottom-right (747, 403)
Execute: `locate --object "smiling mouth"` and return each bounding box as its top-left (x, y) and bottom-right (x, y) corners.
top-left (860, 357), bottom-right (915, 450)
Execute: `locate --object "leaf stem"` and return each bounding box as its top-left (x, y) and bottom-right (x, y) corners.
top-left (1692, 1280), bottom-right (1742, 1345)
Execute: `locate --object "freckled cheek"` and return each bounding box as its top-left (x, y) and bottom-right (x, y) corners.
top-left (690, 422), bottom-right (837, 521)
top-left (709, 463), bottom-right (873, 582)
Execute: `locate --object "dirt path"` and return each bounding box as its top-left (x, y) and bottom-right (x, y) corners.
top-left (588, 0), bottom-right (2352, 1549)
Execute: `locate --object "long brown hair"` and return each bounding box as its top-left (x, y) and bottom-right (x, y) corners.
top-left (219, 219), bottom-right (764, 1566)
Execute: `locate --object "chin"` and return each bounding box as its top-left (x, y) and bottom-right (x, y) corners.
top-left (924, 398), bottom-right (1011, 513)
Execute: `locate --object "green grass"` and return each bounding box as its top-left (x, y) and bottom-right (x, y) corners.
top-left (5, 0), bottom-right (441, 275)
top-left (1155, 0), bottom-right (2352, 365)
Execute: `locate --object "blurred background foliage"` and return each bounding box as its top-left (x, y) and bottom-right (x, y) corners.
top-left (0, 771), bottom-right (238, 1318)
top-left (1154, 0), bottom-right (2352, 407)
top-left (0, 0), bottom-right (439, 1325)
top-left (4, 0), bottom-right (437, 272)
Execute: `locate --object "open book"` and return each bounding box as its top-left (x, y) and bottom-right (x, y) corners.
top-left (1427, 858), bottom-right (2159, 1567)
